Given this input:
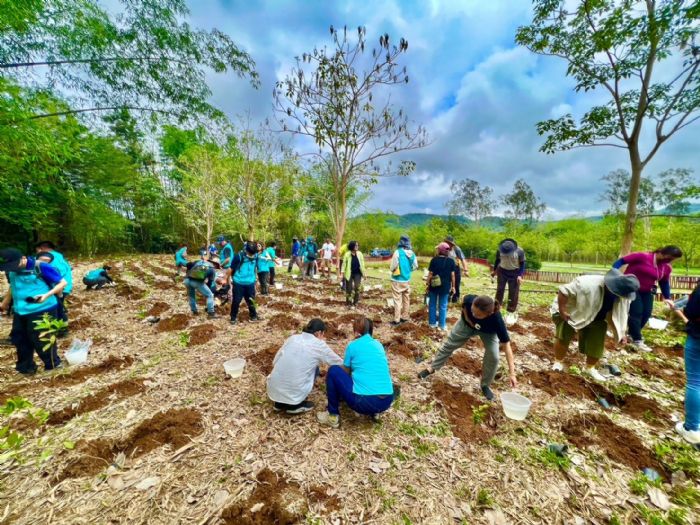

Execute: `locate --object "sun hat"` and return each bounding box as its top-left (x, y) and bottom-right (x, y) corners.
top-left (443, 235), bottom-right (456, 246)
top-left (498, 238), bottom-right (518, 255)
top-left (604, 269), bottom-right (639, 300)
top-left (398, 235), bottom-right (412, 250)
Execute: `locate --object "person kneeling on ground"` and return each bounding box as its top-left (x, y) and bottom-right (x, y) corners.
top-left (550, 269), bottom-right (639, 382)
top-left (418, 295), bottom-right (517, 401)
top-left (230, 242), bottom-right (261, 325)
top-left (267, 318), bottom-right (343, 415)
top-left (317, 317), bottom-right (394, 428)
top-left (83, 265), bottom-right (114, 290)
top-left (175, 244), bottom-right (188, 276)
top-left (184, 249), bottom-right (217, 319)
top-left (0, 248), bottom-right (68, 374)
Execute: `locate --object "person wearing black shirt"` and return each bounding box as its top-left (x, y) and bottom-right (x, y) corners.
top-left (418, 295), bottom-right (517, 400)
top-left (673, 285), bottom-right (700, 444)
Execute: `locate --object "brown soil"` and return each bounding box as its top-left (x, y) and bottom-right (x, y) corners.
top-left (153, 280), bottom-right (176, 290)
top-left (410, 309), bottom-right (428, 322)
top-left (450, 352), bottom-right (482, 377)
top-left (144, 262), bottom-right (175, 278)
top-left (297, 306), bottom-right (325, 318)
top-left (248, 345), bottom-right (278, 375)
top-left (562, 414), bottom-right (668, 477)
top-left (188, 324), bottom-right (217, 346)
top-left (655, 344), bottom-right (685, 360)
top-left (221, 468), bottom-right (308, 525)
top-left (277, 290), bottom-right (301, 299)
top-left (523, 370), bottom-right (595, 400)
top-left (308, 485), bottom-right (341, 512)
top-left (70, 317), bottom-right (93, 331)
top-left (394, 322), bottom-right (443, 342)
top-left (127, 263), bottom-right (153, 282)
top-left (382, 335), bottom-right (419, 360)
top-left (255, 295), bottom-right (269, 305)
top-left (116, 283), bottom-right (146, 300)
top-left (268, 314), bottom-right (302, 331)
top-left (47, 379), bottom-right (146, 426)
top-left (324, 322), bottom-right (348, 340)
top-left (146, 301), bottom-right (171, 317)
top-left (431, 380), bottom-right (499, 444)
top-left (630, 359), bottom-right (684, 388)
top-left (267, 301), bottom-right (292, 312)
top-left (334, 313), bottom-right (361, 325)
top-left (156, 313), bottom-right (191, 332)
top-left (523, 324), bottom-right (555, 359)
top-left (521, 309), bottom-right (553, 325)
top-left (508, 323), bottom-right (527, 335)
top-left (0, 356), bottom-right (134, 404)
top-left (57, 408), bottom-right (203, 481)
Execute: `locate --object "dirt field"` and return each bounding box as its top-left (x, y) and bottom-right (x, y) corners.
top-left (0, 256), bottom-right (697, 524)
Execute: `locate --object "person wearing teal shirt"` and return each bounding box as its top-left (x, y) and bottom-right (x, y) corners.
top-left (230, 242), bottom-right (262, 324)
top-left (0, 248), bottom-right (67, 374)
top-left (301, 236), bottom-right (318, 280)
top-left (265, 242), bottom-right (279, 285)
top-left (35, 241), bottom-right (73, 326)
top-left (175, 244), bottom-right (188, 275)
top-left (317, 317), bottom-right (394, 428)
top-left (83, 266), bottom-right (114, 290)
top-left (257, 242), bottom-right (271, 295)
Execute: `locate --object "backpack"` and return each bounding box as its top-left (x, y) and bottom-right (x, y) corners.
top-left (305, 242), bottom-right (317, 260)
top-left (232, 251), bottom-right (258, 276)
top-left (186, 261), bottom-right (209, 281)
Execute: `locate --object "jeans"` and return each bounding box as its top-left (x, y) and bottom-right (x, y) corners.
top-left (325, 365), bottom-right (393, 416)
top-left (184, 278), bottom-right (214, 314)
top-left (495, 267), bottom-right (521, 313)
top-left (302, 261), bottom-right (315, 279)
top-left (452, 270), bottom-right (461, 303)
top-left (83, 276), bottom-right (108, 289)
top-left (428, 290), bottom-right (450, 329)
top-left (269, 267), bottom-right (276, 285)
top-left (258, 271), bottom-right (270, 295)
top-left (628, 291), bottom-right (654, 342)
top-left (684, 335), bottom-right (700, 431)
top-left (11, 308), bottom-right (61, 373)
top-left (56, 294), bottom-right (69, 323)
top-left (231, 283), bottom-right (257, 321)
top-left (346, 274), bottom-right (362, 305)
top-left (430, 318), bottom-right (500, 388)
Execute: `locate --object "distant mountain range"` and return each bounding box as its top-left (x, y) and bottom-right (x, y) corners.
top-left (359, 203), bottom-right (700, 229)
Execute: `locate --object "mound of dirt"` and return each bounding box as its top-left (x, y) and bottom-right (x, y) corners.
top-left (382, 335), bottom-right (419, 360)
top-left (562, 413), bottom-right (667, 477)
top-left (188, 324), bottom-right (217, 346)
top-left (248, 345), bottom-right (279, 375)
top-left (267, 301), bottom-right (292, 312)
top-left (58, 408), bottom-right (203, 481)
top-left (255, 295), bottom-right (269, 305)
top-left (324, 322), bottom-right (348, 340)
top-left (146, 301), bottom-right (171, 317)
top-left (221, 468), bottom-right (308, 525)
top-left (154, 280), bottom-right (177, 290)
top-left (450, 352), bottom-right (481, 377)
top-left (156, 313), bottom-right (191, 332)
top-left (521, 309), bottom-right (553, 325)
top-left (268, 315), bottom-right (301, 331)
top-left (394, 322), bottom-right (443, 341)
top-left (144, 263), bottom-right (175, 278)
top-left (70, 317), bottom-right (93, 331)
top-left (116, 283), bottom-right (146, 300)
top-left (629, 359), bottom-right (684, 388)
top-left (298, 306), bottom-right (325, 318)
top-left (47, 379), bottom-right (145, 426)
top-left (334, 313), bottom-right (361, 325)
top-left (431, 380), bottom-right (499, 444)
top-left (308, 485), bottom-right (341, 512)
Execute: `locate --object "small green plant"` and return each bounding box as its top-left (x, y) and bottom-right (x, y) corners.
top-left (609, 514), bottom-right (622, 525)
top-left (411, 438), bottom-right (437, 457)
top-left (248, 392), bottom-right (266, 406)
top-left (475, 488), bottom-right (495, 509)
top-left (628, 472), bottom-right (662, 496)
top-left (178, 331), bottom-right (190, 347)
top-left (608, 382), bottom-right (638, 399)
top-left (472, 404), bottom-right (489, 425)
top-left (671, 485), bottom-right (700, 507)
top-left (202, 375), bottom-right (220, 387)
top-left (33, 313), bottom-right (68, 351)
top-left (530, 447), bottom-right (572, 471)
top-left (568, 365), bottom-right (583, 376)
top-left (654, 439), bottom-right (700, 478)
top-left (0, 397), bottom-right (32, 415)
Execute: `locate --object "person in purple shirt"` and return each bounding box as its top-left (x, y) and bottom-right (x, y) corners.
top-left (612, 245), bottom-right (681, 352)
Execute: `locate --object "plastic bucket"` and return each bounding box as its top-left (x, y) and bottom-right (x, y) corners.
top-left (66, 347), bottom-right (88, 366)
top-left (275, 283), bottom-right (283, 290)
top-left (223, 358), bottom-right (246, 378)
top-left (312, 274), bottom-right (320, 280)
top-left (501, 392), bottom-right (531, 421)
top-left (648, 318), bottom-right (668, 330)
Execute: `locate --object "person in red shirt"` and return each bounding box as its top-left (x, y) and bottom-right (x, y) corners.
top-left (612, 245), bottom-right (681, 352)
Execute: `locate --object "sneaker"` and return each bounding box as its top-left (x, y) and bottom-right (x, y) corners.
top-left (207, 312), bottom-right (218, 320)
top-left (552, 361), bottom-right (564, 372)
top-left (504, 312), bottom-right (518, 326)
top-left (286, 401), bottom-right (314, 415)
top-left (481, 385), bottom-right (495, 401)
top-left (17, 368), bottom-right (37, 376)
top-left (400, 318), bottom-right (409, 324)
top-left (417, 368), bottom-right (434, 380)
top-left (250, 316), bottom-right (262, 322)
top-left (675, 422), bottom-right (700, 445)
top-left (229, 319), bottom-right (238, 325)
top-left (631, 340), bottom-right (653, 352)
top-left (191, 311), bottom-right (200, 316)
top-left (428, 324), bottom-right (438, 329)
top-left (585, 367), bottom-right (608, 382)
top-left (390, 320), bottom-right (403, 327)
top-left (316, 411), bottom-right (340, 428)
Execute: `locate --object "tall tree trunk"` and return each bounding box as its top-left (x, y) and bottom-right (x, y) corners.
top-left (334, 187), bottom-right (347, 278)
top-left (620, 152), bottom-right (643, 256)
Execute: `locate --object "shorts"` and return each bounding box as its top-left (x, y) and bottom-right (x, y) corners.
top-left (552, 313), bottom-right (607, 360)
top-left (322, 258), bottom-right (333, 268)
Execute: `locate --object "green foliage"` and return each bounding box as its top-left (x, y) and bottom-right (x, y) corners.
top-left (33, 314), bottom-right (68, 351)
top-left (671, 485), bottom-right (700, 508)
top-left (530, 447), bottom-right (572, 471)
top-left (471, 404), bottom-right (490, 425)
top-left (628, 472), bottom-right (663, 496)
top-left (653, 439), bottom-right (700, 478)
top-left (475, 488), bottom-right (495, 508)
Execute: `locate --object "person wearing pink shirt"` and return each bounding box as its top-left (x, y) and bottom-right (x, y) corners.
top-left (612, 245), bottom-right (682, 352)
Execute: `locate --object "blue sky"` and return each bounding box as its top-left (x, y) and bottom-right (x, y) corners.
top-left (187, 0), bottom-right (699, 219)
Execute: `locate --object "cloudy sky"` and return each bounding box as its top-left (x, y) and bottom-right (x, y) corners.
top-left (187, 0), bottom-right (699, 219)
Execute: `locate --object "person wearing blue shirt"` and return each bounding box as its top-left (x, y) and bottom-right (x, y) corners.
top-left (265, 242), bottom-right (279, 285)
top-left (184, 249), bottom-right (217, 318)
top-left (256, 242), bottom-right (271, 295)
top-left (230, 242), bottom-right (262, 325)
top-left (35, 241), bottom-right (73, 326)
top-left (0, 248), bottom-right (67, 375)
top-left (174, 244), bottom-right (188, 276)
top-left (317, 317), bottom-right (394, 428)
top-left (83, 266), bottom-right (114, 289)
top-left (288, 237), bottom-right (301, 273)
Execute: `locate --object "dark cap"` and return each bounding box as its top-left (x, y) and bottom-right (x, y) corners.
top-left (36, 251), bottom-right (55, 262)
top-left (444, 235), bottom-right (456, 246)
top-left (604, 269), bottom-right (639, 301)
top-left (216, 235), bottom-right (226, 242)
top-left (0, 248), bottom-right (24, 272)
top-left (35, 240), bottom-right (56, 250)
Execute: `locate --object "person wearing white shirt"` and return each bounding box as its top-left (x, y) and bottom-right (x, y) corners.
top-left (320, 239), bottom-right (336, 279)
top-left (267, 318), bottom-right (343, 414)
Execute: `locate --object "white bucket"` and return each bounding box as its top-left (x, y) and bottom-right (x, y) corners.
top-left (312, 274), bottom-right (320, 280)
top-left (223, 358), bottom-right (246, 378)
top-left (647, 317), bottom-right (668, 330)
top-left (275, 283), bottom-right (283, 290)
top-left (501, 392), bottom-right (531, 421)
top-left (66, 346), bottom-right (88, 366)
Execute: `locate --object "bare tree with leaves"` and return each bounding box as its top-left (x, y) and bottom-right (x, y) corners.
top-left (501, 179), bottom-right (546, 224)
top-left (516, 0), bottom-right (700, 254)
top-left (447, 178), bottom-right (496, 225)
top-left (273, 25), bottom-right (428, 253)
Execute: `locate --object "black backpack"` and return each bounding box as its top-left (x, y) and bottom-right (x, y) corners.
top-left (306, 242), bottom-right (317, 260)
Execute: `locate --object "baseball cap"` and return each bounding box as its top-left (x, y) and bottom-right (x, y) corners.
top-left (0, 248), bottom-right (24, 272)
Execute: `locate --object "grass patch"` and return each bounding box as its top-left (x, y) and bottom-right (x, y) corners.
top-left (654, 440), bottom-right (700, 478)
top-left (530, 447), bottom-right (572, 471)
top-left (628, 472), bottom-right (663, 496)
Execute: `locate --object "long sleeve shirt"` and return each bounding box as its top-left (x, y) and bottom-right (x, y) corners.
top-left (612, 252), bottom-right (672, 298)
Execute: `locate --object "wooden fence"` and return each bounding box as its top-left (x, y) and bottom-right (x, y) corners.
top-left (523, 270), bottom-right (698, 291)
